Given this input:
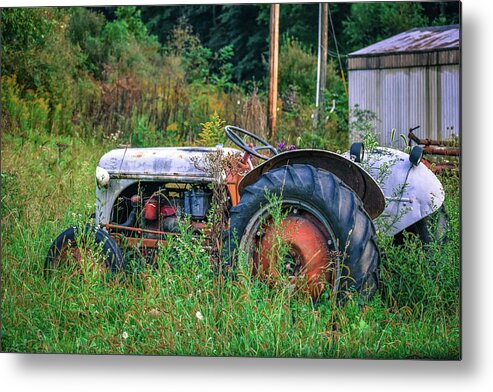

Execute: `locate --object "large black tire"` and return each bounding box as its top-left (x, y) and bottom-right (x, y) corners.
top-left (45, 224), bottom-right (124, 276)
top-left (394, 205), bottom-right (449, 245)
top-left (225, 164), bottom-right (379, 300)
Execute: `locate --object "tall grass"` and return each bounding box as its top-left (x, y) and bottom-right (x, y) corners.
top-left (1, 128), bottom-right (460, 358)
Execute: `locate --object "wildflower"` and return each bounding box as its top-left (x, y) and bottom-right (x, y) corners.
top-left (122, 331), bottom-right (128, 340)
top-left (196, 274), bottom-right (202, 280)
top-left (195, 311), bottom-right (204, 321)
top-left (277, 141), bottom-right (286, 151)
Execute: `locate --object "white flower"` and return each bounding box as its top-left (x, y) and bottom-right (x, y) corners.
top-left (122, 331), bottom-right (128, 340)
top-left (196, 274), bottom-right (202, 280)
top-left (195, 311), bottom-right (204, 321)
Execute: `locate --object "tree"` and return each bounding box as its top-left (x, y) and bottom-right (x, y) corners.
top-left (342, 2), bottom-right (428, 53)
top-left (341, 2), bottom-right (460, 55)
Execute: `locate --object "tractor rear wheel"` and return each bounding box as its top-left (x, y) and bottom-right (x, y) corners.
top-left (226, 164), bottom-right (379, 301)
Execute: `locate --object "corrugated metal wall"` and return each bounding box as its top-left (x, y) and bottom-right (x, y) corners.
top-left (349, 64), bottom-right (459, 148)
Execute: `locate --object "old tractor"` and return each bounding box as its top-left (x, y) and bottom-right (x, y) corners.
top-left (45, 125), bottom-right (445, 299)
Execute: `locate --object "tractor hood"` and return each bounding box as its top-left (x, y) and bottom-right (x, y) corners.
top-left (98, 146), bottom-right (242, 182)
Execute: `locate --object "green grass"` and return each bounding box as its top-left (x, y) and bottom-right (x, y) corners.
top-left (0, 132), bottom-right (460, 358)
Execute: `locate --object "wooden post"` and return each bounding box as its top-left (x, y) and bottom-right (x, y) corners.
top-left (268, 3), bottom-right (280, 144)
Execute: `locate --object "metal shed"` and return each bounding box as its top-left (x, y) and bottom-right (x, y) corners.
top-left (348, 25), bottom-right (460, 147)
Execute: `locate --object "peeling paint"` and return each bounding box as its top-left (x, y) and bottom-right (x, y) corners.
top-left (98, 146), bottom-right (242, 178)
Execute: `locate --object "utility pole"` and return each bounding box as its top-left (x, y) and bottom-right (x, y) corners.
top-left (314, 3), bottom-right (328, 127)
top-left (268, 3), bottom-right (280, 144)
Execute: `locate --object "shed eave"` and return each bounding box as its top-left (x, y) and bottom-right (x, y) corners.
top-left (348, 47), bottom-right (459, 59)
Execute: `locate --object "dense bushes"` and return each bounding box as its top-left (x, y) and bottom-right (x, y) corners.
top-left (2, 7), bottom-right (239, 143)
top-left (1, 6), bottom-right (354, 151)
top-left (277, 37), bottom-right (349, 150)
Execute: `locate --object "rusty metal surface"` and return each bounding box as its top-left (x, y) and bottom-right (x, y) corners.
top-left (109, 220), bottom-right (208, 250)
top-left (106, 221), bottom-right (205, 234)
top-left (348, 50), bottom-right (459, 70)
top-left (408, 129), bottom-right (460, 160)
top-left (350, 25), bottom-right (459, 56)
top-left (409, 130), bottom-right (459, 149)
top-left (422, 160), bottom-right (458, 174)
top-left (423, 146), bottom-right (460, 156)
top-left (105, 223), bottom-right (179, 236)
top-left (117, 236), bottom-right (166, 249)
top-left (238, 149), bottom-right (386, 220)
top-left (254, 214), bottom-right (334, 299)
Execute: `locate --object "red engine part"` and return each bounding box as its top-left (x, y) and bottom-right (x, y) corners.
top-left (160, 205), bottom-right (177, 217)
top-left (130, 194), bottom-right (140, 207)
top-left (144, 198), bottom-right (158, 220)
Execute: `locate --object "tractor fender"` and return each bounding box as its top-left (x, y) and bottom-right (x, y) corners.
top-left (238, 149), bottom-right (385, 219)
top-left (347, 147), bottom-right (445, 237)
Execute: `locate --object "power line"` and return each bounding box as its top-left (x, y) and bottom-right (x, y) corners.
top-left (328, 3), bottom-right (348, 97)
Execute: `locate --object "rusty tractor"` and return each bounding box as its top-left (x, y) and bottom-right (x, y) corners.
top-left (45, 125), bottom-right (445, 300)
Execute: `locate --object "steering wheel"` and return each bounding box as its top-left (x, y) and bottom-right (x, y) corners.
top-left (224, 125), bottom-right (278, 160)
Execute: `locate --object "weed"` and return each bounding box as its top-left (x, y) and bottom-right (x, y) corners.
top-left (1, 129), bottom-right (459, 357)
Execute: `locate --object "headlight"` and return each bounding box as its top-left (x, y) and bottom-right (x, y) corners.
top-left (350, 142), bottom-right (365, 163)
top-left (96, 166), bottom-right (110, 188)
top-left (409, 146), bottom-right (424, 166)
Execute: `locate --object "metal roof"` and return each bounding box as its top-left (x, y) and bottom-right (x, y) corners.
top-left (350, 25), bottom-right (459, 56)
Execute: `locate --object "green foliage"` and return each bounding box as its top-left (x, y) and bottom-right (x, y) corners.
top-left (349, 105), bottom-right (380, 150)
top-left (276, 40), bottom-right (349, 151)
top-left (216, 4), bottom-right (269, 83)
top-left (139, 3), bottom-right (460, 86)
top-left (197, 112), bottom-right (226, 147)
top-left (1, 7), bottom-right (240, 143)
top-left (278, 37), bottom-right (317, 104)
top-left (1, 130), bottom-right (460, 357)
top-left (2, 3), bottom-right (460, 149)
top-left (379, 173), bottom-right (460, 320)
top-left (278, 3), bottom-right (319, 48)
top-left (165, 19), bottom-right (234, 88)
top-left (114, 6), bottom-right (152, 42)
top-left (67, 8), bottom-right (107, 75)
top-left (343, 2), bottom-right (428, 53)
top-left (209, 44), bottom-right (235, 89)
top-left (1, 8), bottom-right (60, 91)
top-left (1, 8), bottom-right (79, 126)
top-left (129, 115), bottom-right (167, 148)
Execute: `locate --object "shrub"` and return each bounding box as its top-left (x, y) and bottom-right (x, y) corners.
top-left (197, 112), bottom-right (226, 147)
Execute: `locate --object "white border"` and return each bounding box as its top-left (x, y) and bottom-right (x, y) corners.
top-left (2, 1), bottom-right (492, 391)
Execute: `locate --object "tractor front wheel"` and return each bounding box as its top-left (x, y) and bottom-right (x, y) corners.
top-left (45, 224), bottom-right (124, 276)
top-left (226, 164), bottom-right (379, 301)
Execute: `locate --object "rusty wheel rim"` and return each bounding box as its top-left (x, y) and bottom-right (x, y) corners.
top-left (56, 241), bottom-right (108, 275)
top-left (240, 200), bottom-right (340, 298)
